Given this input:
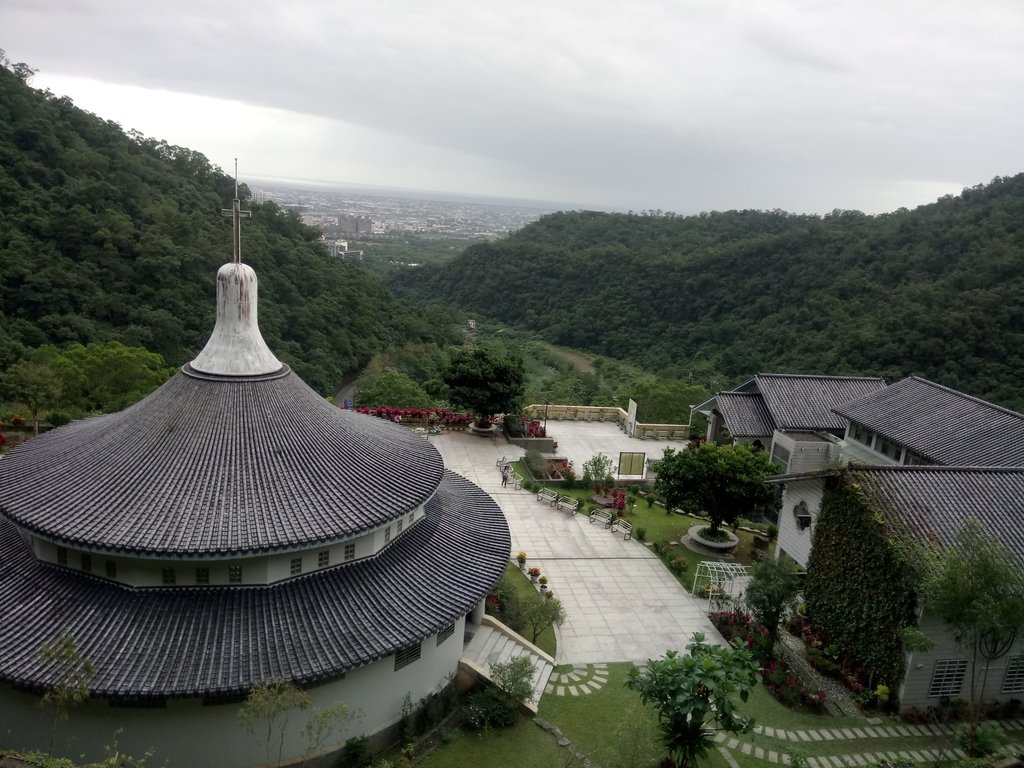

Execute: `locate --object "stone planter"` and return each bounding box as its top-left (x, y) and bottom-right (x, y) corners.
top-left (687, 524), bottom-right (739, 552)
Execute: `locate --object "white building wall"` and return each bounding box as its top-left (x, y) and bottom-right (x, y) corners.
top-left (898, 612), bottom-right (1024, 712)
top-left (775, 477), bottom-right (824, 569)
top-left (0, 618), bottom-right (466, 768)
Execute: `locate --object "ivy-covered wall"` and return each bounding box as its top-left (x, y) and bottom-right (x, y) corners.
top-left (803, 472), bottom-right (919, 689)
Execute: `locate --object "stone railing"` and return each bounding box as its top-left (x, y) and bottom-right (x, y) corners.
top-left (523, 404), bottom-right (690, 441)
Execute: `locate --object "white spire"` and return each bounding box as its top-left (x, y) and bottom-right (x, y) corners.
top-left (190, 262), bottom-right (284, 376)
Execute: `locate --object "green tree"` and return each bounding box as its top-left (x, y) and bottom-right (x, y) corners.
top-left (239, 679), bottom-right (310, 766)
top-left (2, 359), bottom-right (62, 434)
top-left (238, 678), bottom-right (352, 766)
top-left (919, 518), bottom-right (1024, 756)
top-left (627, 633), bottom-right (759, 768)
top-left (465, 655), bottom-right (536, 731)
top-left (37, 630), bottom-right (94, 753)
top-left (355, 368), bottom-right (434, 408)
top-left (441, 347), bottom-right (525, 428)
top-left (51, 341), bottom-right (174, 414)
top-left (743, 556), bottom-right (801, 652)
top-left (653, 442), bottom-right (779, 531)
top-left (521, 593), bottom-right (567, 644)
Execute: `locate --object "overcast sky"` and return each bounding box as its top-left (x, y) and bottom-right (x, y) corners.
top-left (3, 0), bottom-right (1023, 214)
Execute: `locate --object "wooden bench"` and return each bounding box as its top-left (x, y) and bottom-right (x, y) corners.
top-left (496, 455), bottom-right (508, 468)
top-left (555, 496), bottom-right (579, 515)
top-left (537, 488), bottom-right (558, 506)
top-left (612, 518), bottom-right (633, 541)
top-left (589, 509), bottom-right (613, 528)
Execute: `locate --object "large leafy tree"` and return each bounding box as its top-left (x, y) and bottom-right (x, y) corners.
top-left (627, 633), bottom-right (759, 768)
top-left (920, 518), bottom-right (1024, 756)
top-left (1, 359), bottom-right (62, 434)
top-left (355, 368), bottom-right (434, 408)
top-left (653, 442), bottom-right (779, 532)
top-left (441, 347), bottom-right (525, 428)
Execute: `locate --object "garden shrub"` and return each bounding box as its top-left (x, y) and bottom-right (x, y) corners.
top-left (636, 527), bottom-right (647, 542)
top-left (465, 656), bottom-right (535, 731)
top-left (339, 736), bottom-right (371, 768)
top-left (523, 449), bottom-right (547, 479)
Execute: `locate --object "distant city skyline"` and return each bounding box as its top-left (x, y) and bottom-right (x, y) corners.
top-left (3, 0), bottom-right (1023, 215)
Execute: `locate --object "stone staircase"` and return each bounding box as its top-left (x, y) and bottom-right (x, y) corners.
top-left (461, 616), bottom-right (555, 713)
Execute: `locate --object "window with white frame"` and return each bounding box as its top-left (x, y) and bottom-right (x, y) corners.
top-left (385, 526), bottom-right (392, 544)
top-left (394, 642), bottom-right (421, 671)
top-left (1002, 655), bottom-right (1024, 694)
top-left (928, 658), bottom-right (968, 697)
top-left (195, 567), bottom-right (209, 585)
top-left (318, 550), bottom-right (329, 568)
top-left (161, 567), bottom-right (176, 585)
top-left (290, 557), bottom-right (303, 575)
top-left (344, 543), bottom-right (355, 561)
top-left (229, 565), bottom-right (242, 583)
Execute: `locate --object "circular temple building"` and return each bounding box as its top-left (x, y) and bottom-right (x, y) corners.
top-left (0, 256), bottom-right (510, 765)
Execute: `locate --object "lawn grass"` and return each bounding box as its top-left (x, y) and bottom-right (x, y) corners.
top-left (493, 563), bottom-right (557, 657)
top-left (417, 718), bottom-right (565, 768)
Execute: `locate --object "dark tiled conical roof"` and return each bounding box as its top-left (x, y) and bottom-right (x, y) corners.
top-left (0, 366), bottom-right (445, 555)
top-left (0, 471), bottom-right (510, 699)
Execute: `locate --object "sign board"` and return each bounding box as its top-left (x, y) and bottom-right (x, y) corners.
top-left (626, 398), bottom-right (638, 437)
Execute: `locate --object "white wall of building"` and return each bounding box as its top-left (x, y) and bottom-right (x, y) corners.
top-left (775, 477), bottom-right (824, 569)
top-left (898, 612), bottom-right (1024, 712)
top-left (0, 618), bottom-right (466, 768)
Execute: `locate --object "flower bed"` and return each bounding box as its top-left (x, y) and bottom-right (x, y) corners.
top-left (712, 609), bottom-right (826, 713)
top-left (353, 406), bottom-right (474, 428)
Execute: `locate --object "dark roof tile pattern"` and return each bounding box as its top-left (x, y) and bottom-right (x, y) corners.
top-left (755, 373), bottom-right (887, 431)
top-left (833, 377), bottom-right (1024, 466)
top-left (714, 392), bottom-right (775, 437)
top-left (852, 465), bottom-right (1024, 565)
top-left (0, 470), bottom-right (509, 699)
top-left (0, 370), bottom-right (445, 555)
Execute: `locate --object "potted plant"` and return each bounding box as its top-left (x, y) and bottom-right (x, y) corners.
top-left (516, 551), bottom-right (527, 569)
top-left (528, 567), bottom-right (541, 583)
top-left (538, 575), bottom-right (549, 592)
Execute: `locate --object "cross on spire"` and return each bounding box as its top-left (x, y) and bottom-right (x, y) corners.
top-left (222, 158), bottom-right (251, 264)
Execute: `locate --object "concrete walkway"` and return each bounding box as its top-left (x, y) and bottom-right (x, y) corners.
top-left (432, 424), bottom-right (719, 667)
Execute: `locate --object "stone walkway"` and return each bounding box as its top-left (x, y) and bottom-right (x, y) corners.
top-left (714, 718), bottom-right (1024, 766)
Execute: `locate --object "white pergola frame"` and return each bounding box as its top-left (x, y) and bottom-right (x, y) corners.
top-left (692, 561), bottom-right (750, 613)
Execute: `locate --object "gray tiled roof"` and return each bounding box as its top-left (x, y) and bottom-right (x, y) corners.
top-left (833, 377), bottom-right (1024, 466)
top-left (755, 373), bottom-right (887, 431)
top-left (0, 367), bottom-right (445, 555)
top-left (852, 466), bottom-right (1024, 565)
top-left (0, 470), bottom-right (509, 699)
top-left (714, 392), bottom-right (775, 438)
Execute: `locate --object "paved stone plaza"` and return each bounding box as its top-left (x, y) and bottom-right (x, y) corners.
top-left (432, 421), bottom-right (720, 665)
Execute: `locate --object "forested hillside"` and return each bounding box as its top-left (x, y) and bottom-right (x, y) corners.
top-left (0, 62), bottom-right (458, 394)
top-left (392, 179), bottom-right (1024, 410)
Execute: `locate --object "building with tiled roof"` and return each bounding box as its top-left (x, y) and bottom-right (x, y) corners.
top-left (0, 224), bottom-right (510, 765)
top-left (792, 466), bottom-right (1024, 712)
top-left (695, 373), bottom-right (887, 443)
top-left (834, 376), bottom-right (1024, 466)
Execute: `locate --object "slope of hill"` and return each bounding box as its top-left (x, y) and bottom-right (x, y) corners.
top-left (391, 179), bottom-right (1024, 410)
top-left (0, 63), bottom-right (458, 394)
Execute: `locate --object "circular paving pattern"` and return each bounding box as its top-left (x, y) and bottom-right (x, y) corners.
top-left (544, 663), bottom-right (608, 696)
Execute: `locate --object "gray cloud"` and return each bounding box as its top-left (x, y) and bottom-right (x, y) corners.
top-left (3, 0), bottom-right (1023, 212)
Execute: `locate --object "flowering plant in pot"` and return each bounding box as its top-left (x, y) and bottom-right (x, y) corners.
top-left (516, 551), bottom-right (527, 567)
top-left (528, 567), bottom-right (541, 581)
